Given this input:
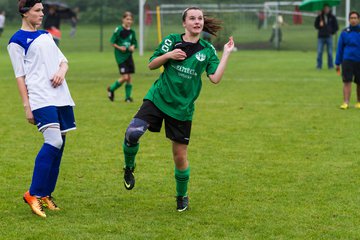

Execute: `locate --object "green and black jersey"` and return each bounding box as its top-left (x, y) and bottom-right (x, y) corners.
top-left (110, 26), bottom-right (137, 64)
top-left (144, 33), bottom-right (220, 121)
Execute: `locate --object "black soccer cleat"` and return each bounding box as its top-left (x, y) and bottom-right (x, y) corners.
top-left (107, 87), bottom-right (114, 102)
top-left (125, 97), bottom-right (133, 103)
top-left (176, 196), bottom-right (189, 212)
top-left (123, 167), bottom-right (135, 190)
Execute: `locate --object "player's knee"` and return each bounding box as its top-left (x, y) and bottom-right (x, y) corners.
top-left (123, 75), bottom-right (130, 81)
top-left (42, 127), bottom-right (63, 149)
top-left (174, 153), bottom-right (187, 164)
top-left (125, 118), bottom-right (149, 145)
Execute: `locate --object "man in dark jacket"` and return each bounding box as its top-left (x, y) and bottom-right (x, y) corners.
top-left (314, 4), bottom-right (338, 69)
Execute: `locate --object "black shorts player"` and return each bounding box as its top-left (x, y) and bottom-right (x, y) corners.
top-left (118, 55), bottom-right (135, 74)
top-left (107, 11), bottom-right (137, 102)
top-left (119, 7), bottom-right (234, 212)
top-left (335, 11), bottom-right (360, 109)
top-left (341, 60), bottom-right (360, 84)
top-left (134, 100), bottom-right (192, 145)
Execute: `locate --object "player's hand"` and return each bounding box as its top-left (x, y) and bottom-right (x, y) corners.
top-left (129, 45), bottom-right (135, 52)
top-left (24, 105), bottom-right (35, 125)
top-left (223, 36), bottom-right (234, 54)
top-left (336, 65), bottom-right (341, 75)
top-left (51, 68), bottom-right (66, 88)
top-left (119, 46), bottom-right (127, 52)
top-left (168, 49), bottom-right (187, 60)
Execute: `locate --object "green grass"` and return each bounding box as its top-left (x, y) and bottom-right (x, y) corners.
top-left (1, 25), bottom-right (360, 239)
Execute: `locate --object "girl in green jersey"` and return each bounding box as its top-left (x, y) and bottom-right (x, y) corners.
top-left (122, 7), bottom-right (234, 211)
top-left (107, 11), bottom-right (137, 102)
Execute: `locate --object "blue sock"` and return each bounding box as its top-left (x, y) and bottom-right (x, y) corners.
top-left (45, 135), bottom-right (66, 196)
top-left (29, 143), bottom-right (61, 197)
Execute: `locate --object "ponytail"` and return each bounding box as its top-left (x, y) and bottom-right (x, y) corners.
top-left (203, 15), bottom-right (222, 36)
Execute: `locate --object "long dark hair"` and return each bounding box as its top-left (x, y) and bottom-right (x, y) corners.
top-left (182, 7), bottom-right (222, 36)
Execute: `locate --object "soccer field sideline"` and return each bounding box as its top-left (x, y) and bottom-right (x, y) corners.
top-left (1, 48), bottom-right (360, 239)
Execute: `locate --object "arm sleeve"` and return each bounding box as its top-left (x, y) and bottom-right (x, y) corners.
top-left (149, 35), bottom-right (175, 63)
top-left (314, 16), bottom-right (320, 30)
top-left (7, 43), bottom-right (26, 78)
top-left (206, 45), bottom-right (220, 76)
top-left (58, 48), bottom-right (68, 63)
top-left (335, 32), bottom-right (344, 65)
top-left (110, 27), bottom-right (119, 44)
top-left (333, 16), bottom-right (339, 34)
top-left (132, 31), bottom-right (138, 48)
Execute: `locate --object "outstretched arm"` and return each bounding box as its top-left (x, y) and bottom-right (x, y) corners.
top-left (16, 76), bottom-right (34, 125)
top-left (208, 36), bottom-right (234, 84)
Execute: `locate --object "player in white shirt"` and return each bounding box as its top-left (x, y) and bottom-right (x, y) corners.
top-left (7, 0), bottom-right (75, 218)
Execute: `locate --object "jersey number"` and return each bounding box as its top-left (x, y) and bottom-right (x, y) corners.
top-left (161, 39), bottom-right (172, 53)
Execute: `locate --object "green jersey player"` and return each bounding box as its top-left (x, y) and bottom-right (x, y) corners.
top-left (107, 11), bottom-right (137, 102)
top-left (121, 7), bottom-right (234, 211)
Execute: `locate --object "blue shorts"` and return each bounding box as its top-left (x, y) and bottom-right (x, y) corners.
top-left (32, 106), bottom-right (76, 133)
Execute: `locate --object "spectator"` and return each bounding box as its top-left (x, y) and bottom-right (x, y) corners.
top-left (257, 10), bottom-right (265, 30)
top-left (314, 4), bottom-right (338, 69)
top-left (145, 4), bottom-right (152, 26)
top-left (269, 15), bottom-right (284, 43)
top-left (0, 11), bottom-right (5, 37)
top-left (293, 6), bottom-right (303, 25)
top-left (335, 11), bottom-right (360, 109)
top-left (69, 7), bottom-right (79, 37)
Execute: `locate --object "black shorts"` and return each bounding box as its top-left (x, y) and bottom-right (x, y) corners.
top-left (342, 61), bottom-right (360, 84)
top-left (134, 100), bottom-right (192, 145)
top-left (118, 55), bottom-right (135, 74)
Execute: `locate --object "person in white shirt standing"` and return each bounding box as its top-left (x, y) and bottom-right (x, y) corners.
top-left (0, 11), bottom-right (5, 37)
top-left (7, 0), bottom-right (76, 218)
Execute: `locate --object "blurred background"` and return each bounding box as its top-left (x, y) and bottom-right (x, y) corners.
top-left (0, 0), bottom-right (359, 53)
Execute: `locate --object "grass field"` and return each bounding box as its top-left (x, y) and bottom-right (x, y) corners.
top-left (1, 24), bottom-right (360, 239)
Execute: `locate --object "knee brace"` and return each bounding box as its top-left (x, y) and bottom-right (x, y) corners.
top-left (125, 118), bottom-right (149, 145)
top-left (42, 126), bottom-right (63, 149)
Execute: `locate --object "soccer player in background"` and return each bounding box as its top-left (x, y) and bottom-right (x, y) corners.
top-left (335, 11), bottom-right (360, 110)
top-left (107, 11), bottom-right (137, 103)
top-left (0, 11), bottom-right (5, 37)
top-left (43, 5), bottom-right (61, 45)
top-left (120, 7), bottom-right (234, 211)
top-left (7, 0), bottom-right (76, 218)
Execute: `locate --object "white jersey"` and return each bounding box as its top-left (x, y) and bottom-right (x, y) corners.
top-left (0, 14), bottom-right (5, 28)
top-left (7, 29), bottom-right (75, 111)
